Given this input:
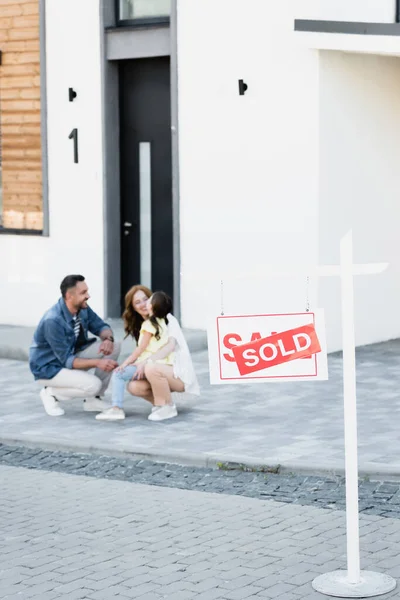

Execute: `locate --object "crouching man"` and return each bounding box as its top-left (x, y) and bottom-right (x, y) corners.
top-left (29, 274), bottom-right (120, 416)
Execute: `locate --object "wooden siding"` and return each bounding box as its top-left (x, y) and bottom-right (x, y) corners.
top-left (0, 0), bottom-right (43, 230)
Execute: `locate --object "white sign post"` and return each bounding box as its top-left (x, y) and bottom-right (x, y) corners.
top-left (205, 230), bottom-right (395, 597)
top-left (311, 231), bottom-right (396, 598)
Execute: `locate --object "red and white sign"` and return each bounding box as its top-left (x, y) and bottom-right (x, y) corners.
top-left (208, 310), bottom-right (328, 384)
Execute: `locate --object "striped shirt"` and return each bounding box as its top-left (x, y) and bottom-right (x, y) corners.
top-left (73, 314), bottom-right (81, 339)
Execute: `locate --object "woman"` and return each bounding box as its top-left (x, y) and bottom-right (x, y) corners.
top-left (96, 285), bottom-right (199, 422)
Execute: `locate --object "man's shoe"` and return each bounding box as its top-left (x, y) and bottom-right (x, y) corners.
top-left (40, 388), bottom-right (65, 417)
top-left (95, 407), bottom-right (125, 421)
top-left (83, 397), bottom-right (110, 412)
top-left (148, 404), bottom-right (177, 421)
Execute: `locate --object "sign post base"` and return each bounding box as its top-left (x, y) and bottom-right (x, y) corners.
top-left (312, 570), bottom-right (396, 598)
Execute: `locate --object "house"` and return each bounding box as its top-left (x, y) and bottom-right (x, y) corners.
top-left (1, 0), bottom-right (400, 353)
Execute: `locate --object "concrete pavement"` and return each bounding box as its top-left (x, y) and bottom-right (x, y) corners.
top-left (1, 336), bottom-right (400, 477)
top-left (1, 464), bottom-right (399, 600)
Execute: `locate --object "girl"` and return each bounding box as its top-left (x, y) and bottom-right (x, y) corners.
top-left (96, 291), bottom-right (174, 421)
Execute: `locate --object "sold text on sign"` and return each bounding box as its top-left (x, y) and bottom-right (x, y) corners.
top-left (232, 324), bottom-right (321, 376)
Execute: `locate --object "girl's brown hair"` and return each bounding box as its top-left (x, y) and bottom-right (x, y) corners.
top-left (148, 291), bottom-right (172, 340)
top-left (122, 284), bottom-right (152, 341)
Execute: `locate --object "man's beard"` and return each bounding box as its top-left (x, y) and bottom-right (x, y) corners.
top-left (77, 300), bottom-right (89, 310)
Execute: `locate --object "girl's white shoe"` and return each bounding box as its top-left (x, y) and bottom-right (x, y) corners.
top-left (95, 407), bottom-right (125, 421)
top-left (148, 404), bottom-right (177, 421)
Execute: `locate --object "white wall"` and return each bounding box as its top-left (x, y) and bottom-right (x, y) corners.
top-left (177, 0), bottom-right (320, 328)
top-left (319, 52), bottom-right (400, 351)
top-left (0, 0), bottom-right (105, 326)
top-left (296, 0), bottom-right (395, 23)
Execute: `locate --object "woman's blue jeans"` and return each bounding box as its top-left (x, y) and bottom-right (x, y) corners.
top-left (112, 365), bottom-right (137, 408)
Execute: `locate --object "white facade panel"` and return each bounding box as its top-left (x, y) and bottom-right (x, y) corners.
top-left (0, 0), bottom-right (105, 326)
top-left (177, 0), bottom-right (320, 330)
top-left (318, 51), bottom-right (400, 351)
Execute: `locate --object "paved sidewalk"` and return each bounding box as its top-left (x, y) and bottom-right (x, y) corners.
top-left (1, 338), bottom-right (400, 477)
top-left (1, 464), bottom-right (399, 600)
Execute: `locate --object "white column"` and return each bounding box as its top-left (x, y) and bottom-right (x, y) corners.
top-left (340, 230), bottom-right (360, 584)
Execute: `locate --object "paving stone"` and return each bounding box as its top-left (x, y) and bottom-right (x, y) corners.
top-left (0, 584), bottom-right (29, 597)
top-left (286, 571), bottom-right (319, 586)
top-left (257, 582), bottom-right (297, 598)
top-left (161, 592), bottom-right (196, 600)
top-left (129, 594), bottom-right (162, 600)
top-left (220, 575), bottom-right (260, 590)
top-left (55, 590), bottom-right (94, 600)
top-left (220, 586), bottom-right (264, 599)
top-left (193, 589), bottom-right (228, 600)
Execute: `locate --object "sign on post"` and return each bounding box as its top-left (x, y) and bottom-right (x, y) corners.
top-left (208, 310), bottom-right (328, 384)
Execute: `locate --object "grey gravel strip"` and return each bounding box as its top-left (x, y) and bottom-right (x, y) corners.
top-left (2, 442), bottom-right (400, 518)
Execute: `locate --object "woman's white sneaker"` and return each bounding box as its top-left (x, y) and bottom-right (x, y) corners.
top-left (95, 407), bottom-right (125, 421)
top-left (40, 388), bottom-right (65, 417)
top-left (148, 404), bottom-right (177, 421)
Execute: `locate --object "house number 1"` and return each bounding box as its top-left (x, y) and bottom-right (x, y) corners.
top-left (68, 128), bottom-right (79, 163)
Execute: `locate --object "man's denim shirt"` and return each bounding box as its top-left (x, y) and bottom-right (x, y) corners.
top-left (29, 298), bottom-right (110, 380)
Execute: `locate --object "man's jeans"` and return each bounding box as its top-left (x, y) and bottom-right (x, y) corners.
top-left (111, 365), bottom-right (137, 408)
top-left (37, 341), bottom-right (121, 399)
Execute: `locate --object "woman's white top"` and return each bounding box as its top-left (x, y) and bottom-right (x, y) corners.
top-left (167, 314), bottom-right (200, 396)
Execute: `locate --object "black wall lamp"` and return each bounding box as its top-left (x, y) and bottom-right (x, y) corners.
top-left (68, 87), bottom-right (77, 102)
top-left (238, 79), bottom-right (248, 95)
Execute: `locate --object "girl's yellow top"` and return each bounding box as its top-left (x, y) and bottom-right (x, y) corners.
top-left (136, 318), bottom-right (174, 365)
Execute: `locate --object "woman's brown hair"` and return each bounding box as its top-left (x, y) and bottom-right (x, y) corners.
top-left (122, 284), bottom-right (152, 341)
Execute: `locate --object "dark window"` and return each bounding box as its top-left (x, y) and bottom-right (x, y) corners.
top-left (118, 0), bottom-right (170, 26)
